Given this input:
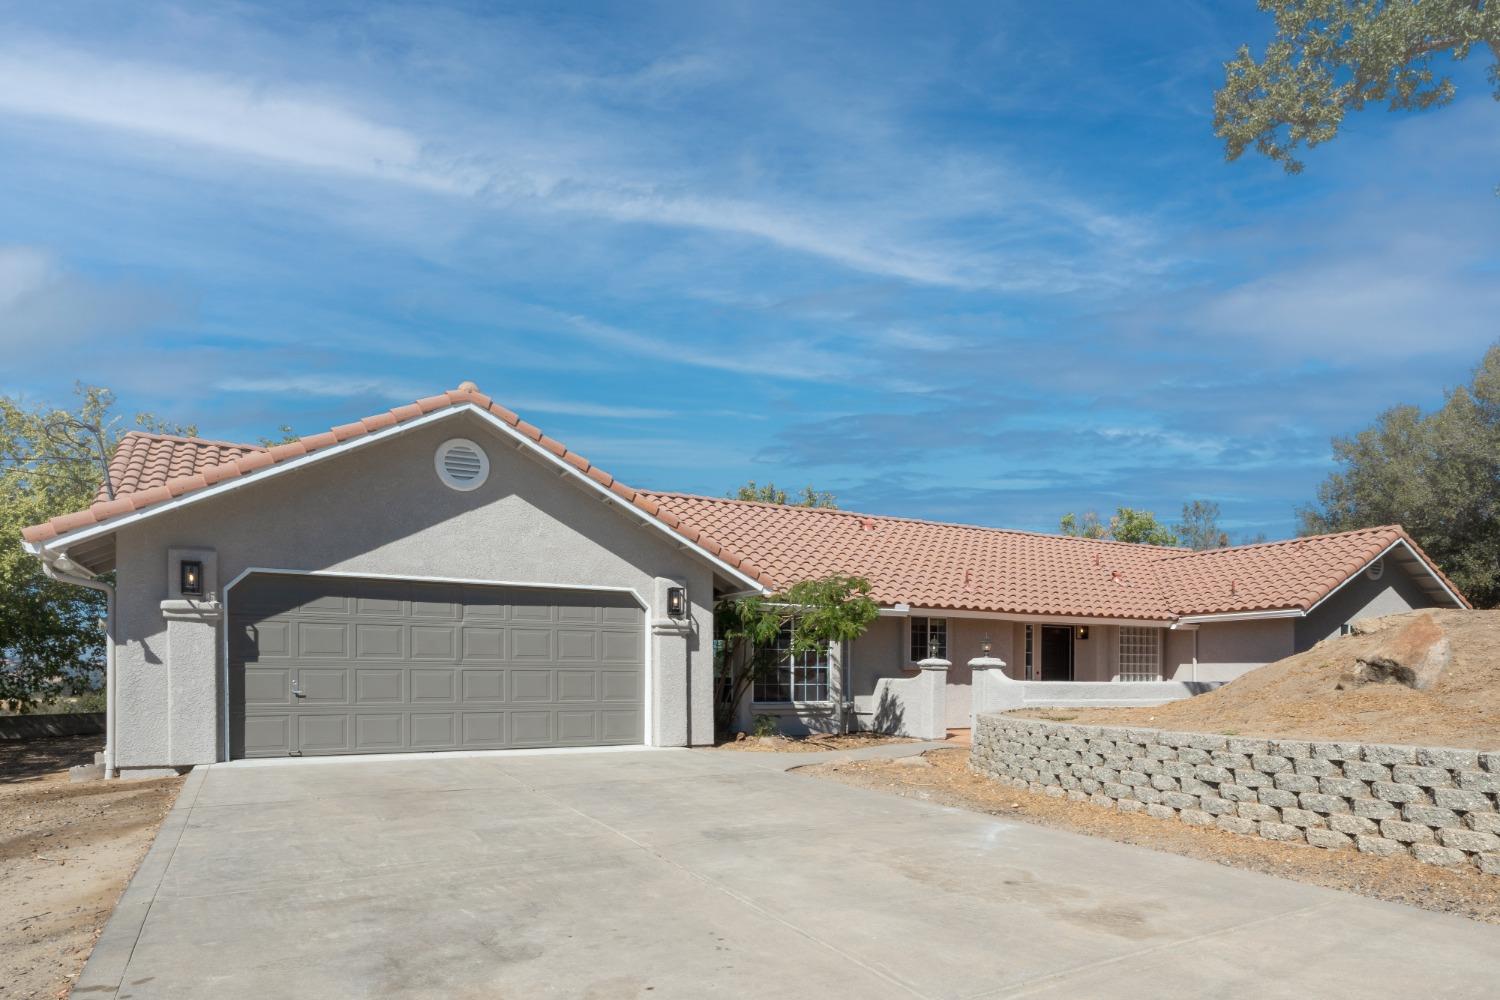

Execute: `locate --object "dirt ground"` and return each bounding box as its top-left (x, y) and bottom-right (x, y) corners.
top-left (1019, 609), bottom-right (1500, 749)
top-left (0, 737), bottom-right (182, 1000)
top-left (710, 731), bottom-right (922, 753)
top-left (802, 747), bottom-right (1500, 924)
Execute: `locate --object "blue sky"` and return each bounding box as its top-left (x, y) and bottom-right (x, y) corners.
top-left (2, 2), bottom-right (1497, 540)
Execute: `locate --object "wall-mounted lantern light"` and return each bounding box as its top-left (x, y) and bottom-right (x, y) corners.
top-left (979, 634), bottom-right (992, 656)
top-left (180, 560), bottom-right (204, 598)
top-left (666, 586), bottom-right (686, 619)
top-left (1076, 625), bottom-right (1090, 641)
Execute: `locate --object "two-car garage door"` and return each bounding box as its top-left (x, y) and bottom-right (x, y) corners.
top-left (228, 574), bottom-right (645, 758)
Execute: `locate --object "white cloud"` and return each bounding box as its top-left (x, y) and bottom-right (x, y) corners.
top-left (0, 40), bottom-right (1165, 294)
top-left (0, 244), bottom-right (173, 350)
top-left (214, 375), bottom-right (426, 399)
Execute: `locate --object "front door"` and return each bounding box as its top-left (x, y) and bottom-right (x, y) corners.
top-left (1040, 626), bottom-right (1073, 681)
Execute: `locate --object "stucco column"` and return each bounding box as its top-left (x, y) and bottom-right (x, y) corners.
top-left (650, 576), bottom-right (693, 747)
top-left (160, 599), bottom-right (223, 767)
top-left (913, 657), bottom-right (951, 740)
top-left (967, 656), bottom-right (1012, 727)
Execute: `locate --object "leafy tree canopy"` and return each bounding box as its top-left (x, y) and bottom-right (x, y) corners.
top-left (730, 480), bottom-right (838, 508)
top-left (714, 574), bottom-right (877, 736)
top-left (1060, 507), bottom-right (1180, 546)
top-left (0, 385), bottom-right (194, 710)
top-left (1301, 341), bottom-right (1500, 608)
top-left (1215, 1), bottom-right (1500, 176)
top-left (1175, 500), bottom-right (1232, 551)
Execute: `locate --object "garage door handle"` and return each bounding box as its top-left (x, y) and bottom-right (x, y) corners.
top-left (291, 680), bottom-right (306, 698)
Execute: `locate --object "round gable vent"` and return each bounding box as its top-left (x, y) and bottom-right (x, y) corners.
top-left (1365, 558), bottom-right (1385, 581)
top-left (435, 438), bottom-right (490, 491)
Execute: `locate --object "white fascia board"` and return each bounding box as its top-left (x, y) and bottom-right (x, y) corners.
top-left (1302, 537), bottom-right (1465, 615)
top-left (34, 403), bottom-right (769, 595)
top-left (1174, 608), bottom-right (1305, 625)
top-left (903, 607), bottom-right (1174, 627)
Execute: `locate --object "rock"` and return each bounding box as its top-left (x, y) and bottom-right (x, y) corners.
top-left (895, 754), bottom-right (933, 768)
top-left (734, 732), bottom-right (748, 742)
top-left (1348, 613), bottom-right (1451, 690)
top-left (68, 762), bottom-right (104, 783)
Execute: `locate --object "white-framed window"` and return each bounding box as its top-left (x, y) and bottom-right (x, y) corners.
top-left (753, 620), bottom-right (830, 703)
top-left (910, 616), bottom-right (948, 662)
top-left (1118, 626), bottom-right (1161, 682)
top-left (1024, 624), bottom-right (1033, 680)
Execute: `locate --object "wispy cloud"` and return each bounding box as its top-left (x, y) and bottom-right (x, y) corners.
top-left (0, 244), bottom-right (174, 351)
top-left (214, 375), bottom-right (426, 400)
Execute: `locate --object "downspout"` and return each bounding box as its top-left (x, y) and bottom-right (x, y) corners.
top-left (42, 553), bottom-right (116, 778)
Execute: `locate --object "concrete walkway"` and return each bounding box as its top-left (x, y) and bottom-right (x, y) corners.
top-left (79, 748), bottom-right (1499, 999)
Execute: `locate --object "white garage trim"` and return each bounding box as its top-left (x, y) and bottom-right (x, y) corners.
top-left (219, 567), bottom-right (654, 761)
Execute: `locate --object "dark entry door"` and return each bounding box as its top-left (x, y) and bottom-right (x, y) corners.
top-left (1040, 626), bottom-right (1074, 681)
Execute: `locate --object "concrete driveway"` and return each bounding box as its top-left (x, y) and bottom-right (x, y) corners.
top-left (81, 747), bottom-right (1498, 999)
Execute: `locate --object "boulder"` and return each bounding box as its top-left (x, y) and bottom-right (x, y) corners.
top-left (1347, 613), bottom-right (1451, 691)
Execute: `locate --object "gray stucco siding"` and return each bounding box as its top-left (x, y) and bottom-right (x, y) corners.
top-left (109, 413), bottom-right (716, 769)
top-left (1295, 557), bottom-right (1432, 650)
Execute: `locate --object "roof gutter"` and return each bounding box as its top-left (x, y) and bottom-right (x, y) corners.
top-left (1173, 608), bottom-right (1304, 625)
top-left (39, 551), bottom-right (116, 779)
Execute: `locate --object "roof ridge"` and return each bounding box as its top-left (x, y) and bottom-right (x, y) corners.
top-left (1150, 524), bottom-right (1401, 564)
top-left (641, 490), bottom-right (1185, 551)
top-left (119, 429), bottom-right (267, 450)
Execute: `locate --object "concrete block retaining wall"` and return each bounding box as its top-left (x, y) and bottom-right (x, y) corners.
top-left (972, 714), bottom-right (1500, 875)
top-left (0, 711), bottom-right (106, 741)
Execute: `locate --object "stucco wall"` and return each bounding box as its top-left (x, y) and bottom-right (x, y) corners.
top-left (109, 412), bottom-right (718, 769)
top-left (1296, 557), bottom-right (1432, 650)
top-left (1186, 618), bottom-right (1295, 684)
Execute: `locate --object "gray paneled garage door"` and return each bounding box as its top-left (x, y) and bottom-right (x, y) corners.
top-left (229, 574), bottom-right (644, 758)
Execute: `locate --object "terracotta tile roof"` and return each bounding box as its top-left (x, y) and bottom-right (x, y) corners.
top-left (640, 493), bottom-right (1469, 618)
top-left (641, 493), bottom-right (1178, 619)
top-left (1150, 525), bottom-right (1467, 615)
top-left (23, 384), bottom-right (1468, 618)
top-left (22, 385), bottom-right (776, 590)
top-left (95, 433), bottom-right (266, 504)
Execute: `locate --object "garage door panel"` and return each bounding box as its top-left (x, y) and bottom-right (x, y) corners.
top-left (245, 668), bottom-right (290, 705)
top-left (410, 668), bottom-right (457, 702)
top-left (356, 714), bottom-right (404, 750)
top-left (298, 668), bottom-right (348, 702)
top-left (356, 668), bottom-right (404, 703)
top-left (411, 625), bottom-right (458, 660)
top-left (355, 624), bottom-right (404, 658)
top-left (231, 575), bottom-right (643, 758)
top-left (410, 713), bottom-right (456, 747)
top-left (298, 714), bottom-right (349, 752)
top-left (510, 629), bottom-right (552, 659)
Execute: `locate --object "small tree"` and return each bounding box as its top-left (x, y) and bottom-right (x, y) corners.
top-left (1060, 507), bottom-right (1179, 546)
top-left (714, 574), bottom-right (878, 738)
top-left (1175, 500), bottom-right (1231, 551)
top-left (1, 385), bottom-right (194, 711)
top-left (730, 480), bottom-right (839, 508)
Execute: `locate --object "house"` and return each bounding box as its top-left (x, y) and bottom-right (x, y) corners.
top-left (22, 384), bottom-right (1467, 774)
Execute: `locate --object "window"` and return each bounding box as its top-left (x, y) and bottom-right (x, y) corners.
top-left (1025, 624), bottom-right (1033, 680)
top-left (1118, 626), bottom-right (1161, 682)
top-left (752, 621), bottom-right (830, 703)
top-left (910, 616), bottom-right (948, 662)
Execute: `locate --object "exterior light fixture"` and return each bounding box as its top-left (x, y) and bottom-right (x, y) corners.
top-left (1076, 625), bottom-right (1090, 641)
top-left (979, 634), bottom-right (992, 656)
top-left (180, 560), bottom-right (204, 598)
top-left (666, 586), bottom-right (686, 619)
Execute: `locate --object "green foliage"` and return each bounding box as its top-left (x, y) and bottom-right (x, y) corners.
top-left (1060, 507), bottom-right (1180, 546)
top-left (714, 574), bottom-right (878, 737)
top-left (1175, 500), bottom-right (1231, 551)
top-left (751, 714), bottom-right (779, 738)
top-left (1215, 1), bottom-right (1500, 175)
top-left (0, 385), bottom-right (191, 710)
top-left (257, 425), bottom-right (299, 447)
top-left (1300, 341), bottom-right (1500, 608)
top-left (730, 480), bottom-right (838, 508)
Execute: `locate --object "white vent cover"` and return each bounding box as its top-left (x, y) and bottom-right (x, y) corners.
top-left (434, 438), bottom-right (490, 491)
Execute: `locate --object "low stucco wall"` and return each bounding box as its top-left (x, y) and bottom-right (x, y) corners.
top-left (973, 715), bottom-right (1500, 874)
top-left (971, 665), bottom-right (1218, 716)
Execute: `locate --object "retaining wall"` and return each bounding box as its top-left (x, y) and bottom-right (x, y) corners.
top-left (0, 711), bottom-right (106, 741)
top-left (973, 714), bottom-right (1500, 875)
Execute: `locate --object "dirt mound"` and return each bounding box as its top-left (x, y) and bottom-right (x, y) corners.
top-left (1019, 609), bottom-right (1500, 750)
